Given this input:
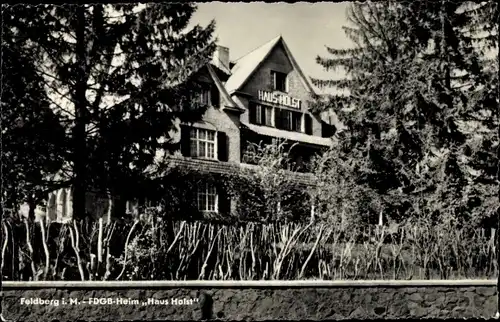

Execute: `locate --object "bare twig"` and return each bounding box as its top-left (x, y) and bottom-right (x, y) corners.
top-left (23, 219), bottom-right (37, 281)
top-left (198, 227), bottom-right (222, 280)
top-left (299, 224), bottom-right (324, 279)
top-left (68, 223), bottom-right (85, 281)
top-left (1, 221), bottom-right (9, 274)
top-left (39, 221), bottom-right (50, 280)
top-left (166, 221), bottom-right (186, 254)
top-left (103, 222), bottom-right (116, 280)
top-left (115, 219), bottom-right (140, 280)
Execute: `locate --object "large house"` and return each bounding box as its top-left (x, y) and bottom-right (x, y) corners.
top-left (40, 36), bottom-right (339, 223)
top-left (176, 36), bottom-right (336, 166)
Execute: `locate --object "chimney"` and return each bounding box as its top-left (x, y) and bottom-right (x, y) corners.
top-left (212, 45), bottom-right (230, 74)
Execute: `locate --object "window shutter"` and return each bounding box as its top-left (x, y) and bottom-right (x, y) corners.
top-left (270, 71), bottom-right (275, 90)
top-left (249, 103), bottom-right (256, 124)
top-left (283, 110), bottom-right (291, 131)
top-left (217, 131), bottom-right (228, 162)
top-left (305, 114), bottom-right (313, 135)
top-left (180, 125), bottom-right (191, 157)
top-left (218, 186), bottom-right (231, 215)
top-left (274, 108), bottom-right (281, 129)
top-left (210, 84), bottom-right (220, 107)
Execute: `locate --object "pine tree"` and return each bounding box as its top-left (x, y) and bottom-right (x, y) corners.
top-left (1, 12), bottom-right (67, 216)
top-left (3, 4), bottom-right (216, 218)
top-left (312, 1), bottom-right (498, 225)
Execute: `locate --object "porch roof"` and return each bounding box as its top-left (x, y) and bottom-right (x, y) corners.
top-left (241, 122), bottom-right (334, 148)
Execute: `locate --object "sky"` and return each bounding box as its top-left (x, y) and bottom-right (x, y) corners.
top-left (190, 2), bottom-right (354, 93)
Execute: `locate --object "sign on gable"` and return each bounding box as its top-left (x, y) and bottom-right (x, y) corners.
top-left (258, 90), bottom-right (301, 109)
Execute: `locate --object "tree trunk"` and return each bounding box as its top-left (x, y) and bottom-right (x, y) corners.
top-left (1, 222), bottom-right (9, 278)
top-left (28, 194), bottom-right (36, 221)
top-left (39, 220), bottom-right (50, 280)
top-left (12, 222), bottom-right (19, 281)
top-left (97, 217), bottom-right (103, 279)
top-left (72, 5), bottom-right (88, 220)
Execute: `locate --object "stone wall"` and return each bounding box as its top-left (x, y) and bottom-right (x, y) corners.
top-left (1, 281), bottom-right (497, 321)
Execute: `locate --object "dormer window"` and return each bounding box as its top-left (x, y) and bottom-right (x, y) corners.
top-left (199, 88), bottom-right (211, 105)
top-left (197, 84), bottom-right (220, 107)
top-left (271, 71), bottom-right (287, 92)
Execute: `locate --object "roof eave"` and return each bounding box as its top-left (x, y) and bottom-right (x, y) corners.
top-left (223, 105), bottom-right (246, 113)
top-left (229, 90), bottom-right (254, 98)
top-left (228, 36), bottom-right (282, 94)
top-left (279, 39), bottom-right (317, 95)
top-left (229, 36), bottom-right (318, 96)
top-left (206, 64), bottom-right (239, 110)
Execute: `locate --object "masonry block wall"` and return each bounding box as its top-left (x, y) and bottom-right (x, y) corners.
top-left (201, 106), bottom-right (242, 163)
top-left (3, 283), bottom-right (497, 321)
top-left (232, 95), bottom-right (250, 124)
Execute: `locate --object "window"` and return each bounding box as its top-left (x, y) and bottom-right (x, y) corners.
top-left (275, 108), bottom-right (303, 132)
top-left (249, 103), bottom-right (311, 134)
top-left (197, 183), bottom-right (218, 212)
top-left (291, 111), bottom-right (302, 132)
top-left (255, 104), bottom-right (263, 124)
top-left (199, 88), bottom-right (211, 105)
top-left (190, 128), bottom-right (216, 159)
top-left (282, 110), bottom-right (291, 130)
top-left (250, 103), bottom-right (274, 126)
top-left (265, 106), bottom-right (273, 126)
top-left (271, 71), bottom-right (287, 92)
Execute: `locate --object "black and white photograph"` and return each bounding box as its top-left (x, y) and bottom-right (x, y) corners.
top-left (1, 1), bottom-right (498, 321)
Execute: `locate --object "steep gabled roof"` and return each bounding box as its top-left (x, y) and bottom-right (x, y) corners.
top-left (206, 65), bottom-right (244, 112)
top-left (225, 36), bottom-right (317, 95)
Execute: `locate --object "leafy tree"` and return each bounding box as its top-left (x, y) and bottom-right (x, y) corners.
top-left (312, 1), bottom-right (498, 226)
top-left (3, 3), bottom-right (216, 218)
top-left (236, 141), bottom-right (311, 223)
top-left (309, 141), bottom-right (379, 228)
